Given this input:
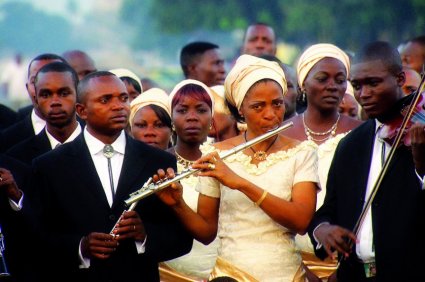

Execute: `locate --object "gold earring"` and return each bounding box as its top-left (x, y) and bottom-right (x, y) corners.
top-left (172, 124), bottom-right (176, 131)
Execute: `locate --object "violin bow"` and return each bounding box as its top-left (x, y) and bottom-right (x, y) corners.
top-left (340, 72), bottom-right (425, 263)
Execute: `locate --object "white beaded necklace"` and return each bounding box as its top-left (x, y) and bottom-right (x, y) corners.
top-left (302, 113), bottom-right (340, 142)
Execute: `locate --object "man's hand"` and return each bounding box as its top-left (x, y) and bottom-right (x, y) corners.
top-left (314, 224), bottom-right (357, 260)
top-left (111, 211), bottom-right (146, 242)
top-left (81, 232), bottom-right (119, 260)
top-left (0, 168), bottom-right (22, 202)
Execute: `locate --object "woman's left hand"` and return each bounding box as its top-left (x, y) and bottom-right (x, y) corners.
top-left (192, 152), bottom-right (245, 190)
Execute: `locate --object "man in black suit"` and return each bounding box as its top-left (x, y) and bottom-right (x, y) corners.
top-left (6, 62), bottom-right (81, 165)
top-left (1, 54), bottom-right (66, 152)
top-left (27, 71), bottom-right (192, 282)
top-left (308, 41), bottom-right (425, 281)
top-left (0, 104), bottom-right (17, 130)
top-left (0, 154), bottom-right (33, 281)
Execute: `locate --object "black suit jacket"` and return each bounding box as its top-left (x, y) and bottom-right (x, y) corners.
top-left (6, 128), bottom-right (51, 166)
top-left (16, 105), bottom-right (32, 121)
top-left (0, 154), bottom-right (34, 281)
top-left (27, 134), bottom-right (192, 282)
top-left (0, 104), bottom-right (17, 130)
top-left (308, 119), bottom-right (425, 281)
top-left (1, 114), bottom-right (34, 153)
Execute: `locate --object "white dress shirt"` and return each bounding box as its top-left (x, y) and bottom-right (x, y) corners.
top-left (31, 109), bottom-right (46, 134)
top-left (84, 128), bottom-right (125, 207)
top-left (355, 121), bottom-right (386, 262)
top-left (45, 123), bottom-right (82, 149)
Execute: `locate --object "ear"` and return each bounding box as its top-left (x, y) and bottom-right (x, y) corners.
top-left (187, 63), bottom-right (197, 76)
top-left (396, 71), bottom-right (406, 87)
top-left (75, 103), bottom-right (87, 120)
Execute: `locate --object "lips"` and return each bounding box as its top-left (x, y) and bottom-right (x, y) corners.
top-left (184, 127), bottom-right (201, 135)
top-left (111, 114), bottom-right (128, 122)
top-left (48, 111), bottom-right (67, 119)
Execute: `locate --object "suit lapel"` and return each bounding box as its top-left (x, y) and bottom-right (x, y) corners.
top-left (113, 137), bottom-right (148, 208)
top-left (68, 135), bottom-right (111, 211)
top-left (354, 120), bottom-right (377, 207)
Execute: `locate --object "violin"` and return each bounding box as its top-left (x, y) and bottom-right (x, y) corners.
top-left (378, 92), bottom-right (425, 146)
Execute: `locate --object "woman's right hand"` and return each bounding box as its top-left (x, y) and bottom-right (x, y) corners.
top-left (154, 168), bottom-right (184, 207)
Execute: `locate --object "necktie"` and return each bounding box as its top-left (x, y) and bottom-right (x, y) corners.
top-left (103, 144), bottom-right (115, 199)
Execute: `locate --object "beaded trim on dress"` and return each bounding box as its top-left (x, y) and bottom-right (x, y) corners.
top-left (200, 140), bottom-right (317, 176)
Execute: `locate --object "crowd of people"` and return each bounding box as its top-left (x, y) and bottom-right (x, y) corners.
top-left (0, 22), bottom-right (424, 282)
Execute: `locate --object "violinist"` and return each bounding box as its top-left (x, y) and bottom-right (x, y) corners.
top-left (308, 41), bottom-right (425, 282)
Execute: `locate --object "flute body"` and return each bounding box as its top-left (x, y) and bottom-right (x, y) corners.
top-left (124, 122), bottom-right (293, 207)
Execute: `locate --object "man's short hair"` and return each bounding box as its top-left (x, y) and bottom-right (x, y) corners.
top-left (28, 53), bottom-right (67, 78)
top-left (77, 71), bottom-right (116, 103)
top-left (34, 62), bottom-right (79, 93)
top-left (353, 41), bottom-right (403, 76)
top-left (410, 35), bottom-right (425, 47)
top-left (180, 41), bottom-right (219, 77)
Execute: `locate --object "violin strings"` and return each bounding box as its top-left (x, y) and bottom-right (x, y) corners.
top-left (411, 108), bottom-right (425, 123)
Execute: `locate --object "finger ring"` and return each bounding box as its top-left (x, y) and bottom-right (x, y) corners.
top-left (208, 163), bottom-right (216, 170)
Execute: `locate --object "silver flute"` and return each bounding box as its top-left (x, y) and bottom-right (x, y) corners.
top-left (124, 121), bottom-right (294, 207)
top-left (110, 177), bottom-right (153, 237)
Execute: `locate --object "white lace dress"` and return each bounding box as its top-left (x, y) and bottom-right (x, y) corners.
top-left (196, 141), bottom-right (319, 281)
top-left (164, 161), bottom-right (219, 279)
top-left (295, 134), bottom-right (347, 253)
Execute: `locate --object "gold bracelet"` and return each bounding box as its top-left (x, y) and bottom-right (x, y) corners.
top-left (255, 190), bottom-right (268, 206)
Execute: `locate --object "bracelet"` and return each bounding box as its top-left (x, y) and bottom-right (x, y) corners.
top-left (255, 190), bottom-right (268, 206)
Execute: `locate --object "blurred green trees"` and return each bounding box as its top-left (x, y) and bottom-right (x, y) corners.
top-left (121, 0), bottom-right (425, 51)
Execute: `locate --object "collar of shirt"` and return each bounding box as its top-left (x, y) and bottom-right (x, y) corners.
top-left (45, 123), bottom-right (82, 149)
top-left (31, 109), bottom-right (46, 134)
top-left (84, 128), bottom-right (126, 156)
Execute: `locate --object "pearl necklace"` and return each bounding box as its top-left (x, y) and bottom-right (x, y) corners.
top-left (302, 113), bottom-right (340, 142)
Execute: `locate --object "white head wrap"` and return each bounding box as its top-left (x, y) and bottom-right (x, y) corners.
top-left (168, 79), bottom-right (215, 116)
top-left (296, 43), bottom-right (350, 87)
top-left (129, 88), bottom-right (170, 128)
top-left (224, 54), bottom-right (287, 110)
top-left (109, 68), bottom-right (143, 94)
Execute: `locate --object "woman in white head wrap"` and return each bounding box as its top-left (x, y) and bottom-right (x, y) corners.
top-left (129, 88), bottom-right (172, 150)
top-left (282, 43), bottom-right (363, 281)
top-left (156, 55), bottom-right (319, 281)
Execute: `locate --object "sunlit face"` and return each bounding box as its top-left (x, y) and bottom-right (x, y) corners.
top-left (239, 80), bottom-right (285, 136)
top-left (35, 71), bottom-right (77, 128)
top-left (338, 93), bottom-right (359, 119)
top-left (350, 60), bottom-right (404, 120)
top-left (401, 42), bottom-right (425, 74)
top-left (131, 106), bottom-right (172, 150)
top-left (191, 49), bottom-right (226, 86)
top-left (77, 75), bottom-right (130, 139)
top-left (402, 68), bottom-right (421, 95)
top-left (303, 57), bottom-right (347, 111)
top-left (242, 25), bottom-right (276, 56)
top-left (172, 95), bottom-right (212, 144)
